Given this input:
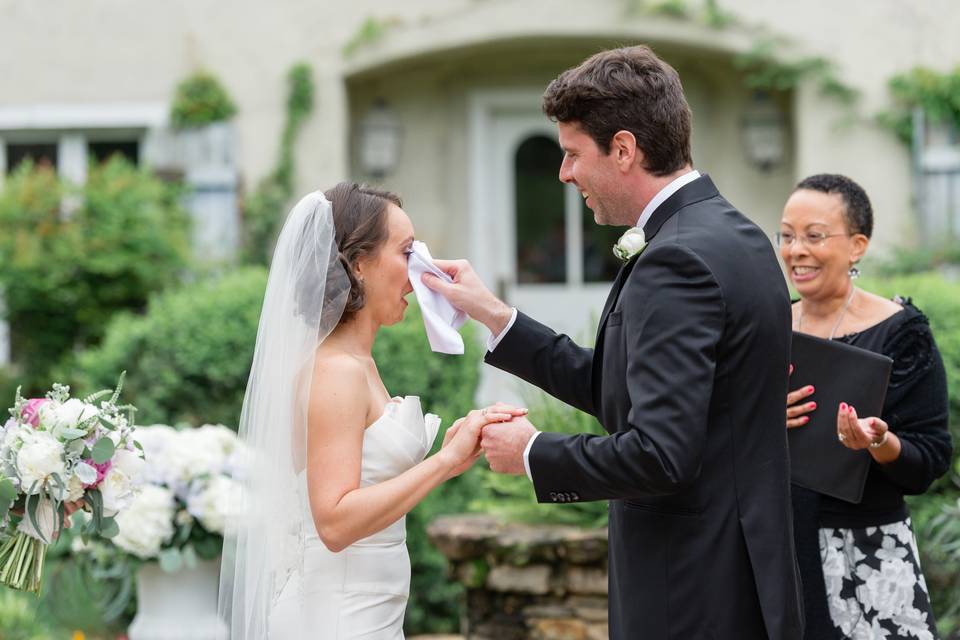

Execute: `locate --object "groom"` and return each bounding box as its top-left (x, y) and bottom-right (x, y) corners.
top-left (424, 46), bottom-right (804, 639)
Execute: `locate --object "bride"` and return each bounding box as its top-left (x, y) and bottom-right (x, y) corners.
top-left (218, 183), bottom-right (521, 638)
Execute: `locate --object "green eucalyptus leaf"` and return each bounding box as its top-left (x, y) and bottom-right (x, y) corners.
top-left (91, 437), bottom-right (116, 464)
top-left (0, 478), bottom-right (17, 503)
top-left (158, 548), bottom-right (182, 573)
top-left (99, 516), bottom-right (119, 539)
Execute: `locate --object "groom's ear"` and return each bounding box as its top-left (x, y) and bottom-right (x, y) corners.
top-left (610, 130), bottom-right (640, 173)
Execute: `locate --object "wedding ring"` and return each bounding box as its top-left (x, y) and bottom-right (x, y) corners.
top-left (837, 432), bottom-right (846, 443)
top-left (481, 408), bottom-right (488, 416)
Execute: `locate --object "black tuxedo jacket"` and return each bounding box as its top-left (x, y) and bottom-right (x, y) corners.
top-left (486, 175), bottom-right (804, 640)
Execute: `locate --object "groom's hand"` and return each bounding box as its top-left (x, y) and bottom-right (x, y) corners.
top-left (481, 416), bottom-right (537, 475)
top-left (421, 259), bottom-right (513, 335)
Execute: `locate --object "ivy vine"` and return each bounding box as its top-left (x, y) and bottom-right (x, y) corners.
top-left (733, 38), bottom-right (858, 105)
top-left (879, 66), bottom-right (960, 144)
top-left (240, 63), bottom-right (315, 265)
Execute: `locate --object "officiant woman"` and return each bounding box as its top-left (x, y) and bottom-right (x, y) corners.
top-left (781, 173), bottom-right (952, 639)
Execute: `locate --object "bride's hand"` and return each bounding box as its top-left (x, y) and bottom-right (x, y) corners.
top-left (440, 408), bottom-right (514, 478)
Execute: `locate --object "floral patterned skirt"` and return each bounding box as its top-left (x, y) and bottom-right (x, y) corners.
top-left (819, 518), bottom-right (939, 639)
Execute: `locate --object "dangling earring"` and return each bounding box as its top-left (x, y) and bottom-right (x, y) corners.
top-left (848, 264), bottom-right (861, 280)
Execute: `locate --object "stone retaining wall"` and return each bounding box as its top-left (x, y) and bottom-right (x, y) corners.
top-left (427, 515), bottom-right (608, 640)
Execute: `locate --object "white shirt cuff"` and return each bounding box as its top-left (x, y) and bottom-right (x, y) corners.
top-left (522, 431), bottom-right (541, 482)
top-left (486, 307), bottom-right (518, 352)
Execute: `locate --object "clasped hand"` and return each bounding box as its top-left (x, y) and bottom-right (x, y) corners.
top-left (440, 402), bottom-right (536, 477)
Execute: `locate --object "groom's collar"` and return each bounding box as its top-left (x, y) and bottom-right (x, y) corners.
top-left (641, 173), bottom-right (719, 242)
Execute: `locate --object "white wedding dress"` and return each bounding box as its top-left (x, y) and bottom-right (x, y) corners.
top-left (269, 396), bottom-right (440, 639)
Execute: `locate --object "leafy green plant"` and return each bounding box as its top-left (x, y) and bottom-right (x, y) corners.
top-left (241, 63), bottom-right (315, 265)
top-left (0, 158), bottom-right (191, 395)
top-left (342, 16), bottom-right (402, 57)
top-left (0, 588), bottom-right (54, 640)
top-left (169, 70), bottom-right (237, 128)
top-left (880, 65), bottom-right (960, 144)
top-left (61, 267), bottom-right (268, 427)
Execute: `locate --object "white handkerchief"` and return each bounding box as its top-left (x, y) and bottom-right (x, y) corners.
top-left (407, 241), bottom-right (468, 355)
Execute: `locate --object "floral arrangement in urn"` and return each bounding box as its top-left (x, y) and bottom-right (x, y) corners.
top-left (0, 374), bottom-right (143, 593)
top-left (111, 424), bottom-right (244, 571)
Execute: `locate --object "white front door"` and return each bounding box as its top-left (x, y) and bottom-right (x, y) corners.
top-left (469, 90), bottom-right (622, 404)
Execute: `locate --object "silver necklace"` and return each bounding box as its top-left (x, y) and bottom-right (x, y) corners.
top-left (798, 286), bottom-right (856, 340)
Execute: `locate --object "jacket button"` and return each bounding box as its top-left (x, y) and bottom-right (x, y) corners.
top-left (549, 492), bottom-right (558, 502)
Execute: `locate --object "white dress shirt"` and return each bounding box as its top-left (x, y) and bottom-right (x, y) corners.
top-left (489, 169), bottom-right (701, 481)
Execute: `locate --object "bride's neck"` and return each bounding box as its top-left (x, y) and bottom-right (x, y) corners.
top-left (326, 313), bottom-right (379, 356)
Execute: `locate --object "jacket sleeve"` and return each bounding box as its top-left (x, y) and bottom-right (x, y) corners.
top-left (528, 243), bottom-right (725, 502)
top-left (484, 311), bottom-right (596, 416)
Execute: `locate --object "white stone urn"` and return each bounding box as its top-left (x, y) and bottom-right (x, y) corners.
top-left (128, 558), bottom-right (228, 640)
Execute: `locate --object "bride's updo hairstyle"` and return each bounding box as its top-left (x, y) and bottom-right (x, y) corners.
top-left (325, 182), bottom-right (402, 325)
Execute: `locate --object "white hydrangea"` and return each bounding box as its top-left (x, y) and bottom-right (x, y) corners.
top-left (16, 429), bottom-right (65, 493)
top-left (114, 485), bottom-right (176, 559)
top-left (186, 475), bottom-right (239, 534)
top-left (132, 424), bottom-right (179, 485)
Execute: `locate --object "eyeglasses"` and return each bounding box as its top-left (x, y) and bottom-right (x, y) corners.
top-left (775, 231), bottom-right (849, 248)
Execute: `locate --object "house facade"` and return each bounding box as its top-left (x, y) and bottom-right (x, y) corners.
top-left (2, 0), bottom-right (958, 400)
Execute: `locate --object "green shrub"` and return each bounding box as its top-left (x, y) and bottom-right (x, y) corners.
top-left (62, 267), bottom-right (267, 426)
top-left (0, 589), bottom-right (54, 640)
top-left (169, 70), bottom-right (237, 128)
top-left (0, 158), bottom-right (191, 394)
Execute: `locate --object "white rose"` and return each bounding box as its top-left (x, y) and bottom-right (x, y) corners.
top-left (41, 399), bottom-right (99, 439)
top-left (16, 431), bottom-right (66, 493)
top-left (114, 485), bottom-right (176, 559)
top-left (54, 473), bottom-right (85, 503)
top-left (187, 475), bottom-right (239, 534)
top-left (17, 496), bottom-right (57, 542)
top-left (613, 227), bottom-right (647, 261)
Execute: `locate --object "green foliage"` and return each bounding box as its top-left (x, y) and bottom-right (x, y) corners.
top-left (0, 588), bottom-right (53, 640)
top-left (880, 65), bottom-right (960, 144)
top-left (169, 70), bottom-right (237, 128)
top-left (0, 158), bottom-right (191, 394)
top-left (372, 302), bottom-right (485, 634)
top-left (63, 267), bottom-right (268, 426)
top-left (866, 245), bottom-right (960, 277)
top-left (241, 63), bottom-right (315, 265)
top-left (469, 392), bottom-right (609, 528)
top-left (734, 38), bottom-right (858, 104)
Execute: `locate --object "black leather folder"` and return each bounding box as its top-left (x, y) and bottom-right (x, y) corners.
top-left (787, 331), bottom-right (893, 503)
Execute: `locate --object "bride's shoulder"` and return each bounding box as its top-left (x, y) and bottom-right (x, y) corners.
top-left (313, 349), bottom-right (364, 381)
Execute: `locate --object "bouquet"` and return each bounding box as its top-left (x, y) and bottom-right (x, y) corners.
top-left (112, 424), bottom-right (243, 572)
top-left (0, 374), bottom-right (143, 593)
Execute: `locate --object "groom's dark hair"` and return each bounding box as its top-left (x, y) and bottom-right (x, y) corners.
top-left (542, 45), bottom-right (693, 176)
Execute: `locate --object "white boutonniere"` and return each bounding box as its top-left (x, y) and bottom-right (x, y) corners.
top-left (613, 227), bottom-right (647, 262)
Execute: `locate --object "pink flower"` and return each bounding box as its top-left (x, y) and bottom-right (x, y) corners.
top-left (83, 459), bottom-right (113, 489)
top-left (21, 398), bottom-right (48, 427)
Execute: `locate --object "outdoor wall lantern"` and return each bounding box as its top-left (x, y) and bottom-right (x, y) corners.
top-left (740, 91), bottom-right (787, 172)
top-left (358, 98), bottom-right (402, 178)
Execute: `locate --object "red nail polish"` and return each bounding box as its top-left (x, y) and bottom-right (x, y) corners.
top-left (840, 403), bottom-right (847, 411)
top-left (809, 402), bottom-right (817, 410)
top-left (808, 386), bottom-right (815, 392)
top-left (802, 416), bottom-right (810, 423)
